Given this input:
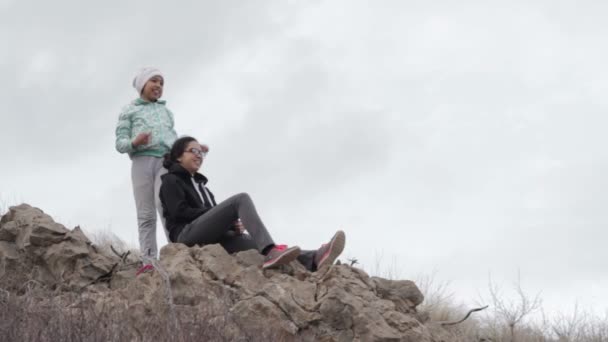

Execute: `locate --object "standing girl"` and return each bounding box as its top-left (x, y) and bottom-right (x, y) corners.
top-left (115, 67), bottom-right (177, 274)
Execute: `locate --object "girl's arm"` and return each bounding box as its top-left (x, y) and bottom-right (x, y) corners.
top-left (115, 111), bottom-right (135, 154)
top-left (160, 176), bottom-right (207, 222)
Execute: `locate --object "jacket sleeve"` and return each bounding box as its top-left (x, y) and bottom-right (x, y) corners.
top-left (168, 108), bottom-right (176, 129)
top-left (160, 176), bottom-right (207, 222)
top-left (115, 110), bottom-right (135, 154)
top-left (166, 108), bottom-right (178, 145)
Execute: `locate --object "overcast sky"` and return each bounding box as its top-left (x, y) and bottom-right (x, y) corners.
top-left (2, 0), bottom-right (607, 316)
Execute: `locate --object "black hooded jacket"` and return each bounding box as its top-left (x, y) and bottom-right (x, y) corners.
top-left (159, 163), bottom-right (217, 242)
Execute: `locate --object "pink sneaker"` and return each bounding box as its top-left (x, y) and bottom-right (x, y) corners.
top-left (263, 244), bottom-right (301, 269)
top-left (314, 230), bottom-right (346, 270)
top-left (136, 264), bottom-right (154, 276)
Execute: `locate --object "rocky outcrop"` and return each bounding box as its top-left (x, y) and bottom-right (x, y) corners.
top-left (0, 204), bottom-right (454, 341)
top-left (0, 204), bottom-right (117, 292)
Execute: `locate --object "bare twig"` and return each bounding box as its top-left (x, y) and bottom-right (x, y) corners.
top-left (110, 245), bottom-right (123, 258)
top-left (440, 305), bottom-right (489, 326)
top-left (484, 271), bottom-right (542, 342)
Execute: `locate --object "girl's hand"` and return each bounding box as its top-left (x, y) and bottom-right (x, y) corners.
top-left (132, 132), bottom-right (151, 147)
top-left (199, 143), bottom-right (209, 153)
top-left (233, 219), bottom-right (245, 234)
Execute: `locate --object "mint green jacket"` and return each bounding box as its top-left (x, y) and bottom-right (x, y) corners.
top-left (115, 98), bottom-right (178, 158)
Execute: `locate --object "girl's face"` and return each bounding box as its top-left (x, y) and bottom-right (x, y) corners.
top-left (178, 141), bottom-right (204, 174)
top-left (141, 75), bottom-right (164, 102)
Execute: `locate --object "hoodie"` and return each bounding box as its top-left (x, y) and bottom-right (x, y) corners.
top-left (159, 163), bottom-right (217, 242)
top-left (115, 98), bottom-right (178, 158)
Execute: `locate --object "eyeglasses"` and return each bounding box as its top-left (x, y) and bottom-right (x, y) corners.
top-left (186, 148), bottom-right (207, 158)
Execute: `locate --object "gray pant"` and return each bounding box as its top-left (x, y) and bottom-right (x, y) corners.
top-left (177, 193), bottom-right (316, 271)
top-left (131, 156), bottom-right (167, 262)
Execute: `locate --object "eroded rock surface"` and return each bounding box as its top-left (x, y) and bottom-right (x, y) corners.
top-left (0, 204), bottom-right (453, 341)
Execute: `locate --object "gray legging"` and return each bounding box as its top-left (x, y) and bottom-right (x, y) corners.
top-left (176, 193), bottom-right (316, 271)
top-left (131, 156), bottom-right (167, 262)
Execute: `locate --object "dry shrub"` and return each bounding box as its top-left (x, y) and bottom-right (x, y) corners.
top-left (87, 228), bottom-right (141, 260)
top-left (365, 256), bottom-right (608, 342)
top-left (0, 284), bottom-right (291, 342)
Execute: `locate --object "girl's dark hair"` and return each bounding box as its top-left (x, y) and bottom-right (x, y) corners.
top-left (163, 136), bottom-right (198, 169)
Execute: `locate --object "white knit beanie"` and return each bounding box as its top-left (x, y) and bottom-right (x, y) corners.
top-left (132, 67), bottom-right (164, 94)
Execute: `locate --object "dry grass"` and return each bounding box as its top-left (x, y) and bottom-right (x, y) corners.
top-left (0, 282), bottom-right (291, 342)
top-left (87, 228), bottom-right (142, 261)
top-left (0, 199), bottom-right (9, 217)
top-left (420, 283), bottom-right (608, 341)
top-left (0, 194), bottom-right (22, 217)
top-left (366, 259), bottom-right (608, 342)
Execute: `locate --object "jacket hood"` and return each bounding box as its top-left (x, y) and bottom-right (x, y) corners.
top-left (163, 163), bottom-right (208, 185)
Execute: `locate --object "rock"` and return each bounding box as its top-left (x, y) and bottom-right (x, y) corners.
top-left (0, 241), bottom-right (19, 279)
top-left (0, 221), bottom-right (19, 242)
top-left (231, 295), bottom-right (299, 336)
top-left (67, 225), bottom-right (92, 244)
top-left (373, 277), bottom-right (425, 312)
top-left (29, 221), bottom-right (69, 247)
top-left (0, 204), bottom-right (69, 249)
top-left (0, 203), bottom-right (455, 341)
top-left (260, 276), bottom-right (322, 328)
top-left (0, 204), bottom-right (116, 291)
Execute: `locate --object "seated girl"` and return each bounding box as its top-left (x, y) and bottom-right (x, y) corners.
top-left (159, 136), bottom-right (345, 270)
